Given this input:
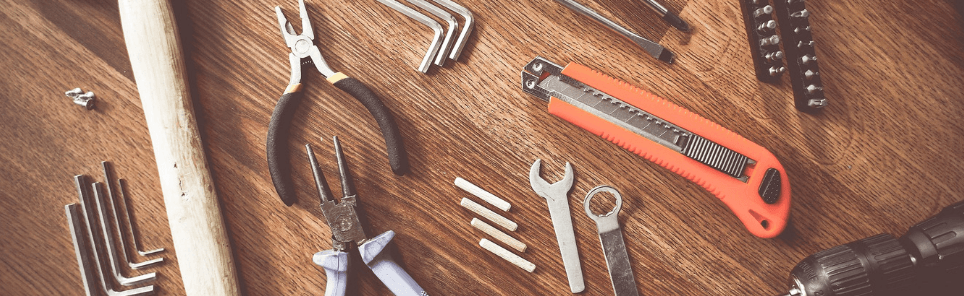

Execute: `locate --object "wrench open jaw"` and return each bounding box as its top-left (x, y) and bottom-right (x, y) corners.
top-left (528, 159), bottom-right (574, 198)
top-left (528, 159), bottom-right (584, 293)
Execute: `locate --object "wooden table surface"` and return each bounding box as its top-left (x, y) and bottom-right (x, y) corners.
top-left (3, 0), bottom-right (964, 295)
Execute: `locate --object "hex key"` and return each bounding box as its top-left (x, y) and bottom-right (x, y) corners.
top-left (376, 0), bottom-right (443, 73)
top-left (117, 179), bottom-right (165, 257)
top-left (74, 176), bottom-right (156, 295)
top-left (102, 162), bottom-right (163, 269)
top-left (66, 203), bottom-right (97, 296)
top-left (404, 0), bottom-right (457, 66)
top-left (91, 182), bottom-right (157, 286)
top-left (430, 0), bottom-right (473, 60)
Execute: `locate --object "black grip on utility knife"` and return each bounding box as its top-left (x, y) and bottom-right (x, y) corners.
top-left (267, 90), bottom-right (302, 206)
top-left (332, 77), bottom-right (409, 175)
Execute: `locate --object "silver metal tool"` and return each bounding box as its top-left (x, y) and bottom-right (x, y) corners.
top-left (583, 186), bottom-right (639, 296)
top-left (376, 0), bottom-right (443, 73)
top-left (553, 0), bottom-right (674, 63)
top-left (429, 0), bottom-right (473, 60)
top-left (66, 203), bottom-right (97, 296)
top-left (271, 0), bottom-right (410, 207)
top-left (528, 159), bottom-right (584, 293)
top-left (91, 182), bottom-right (157, 286)
top-left (101, 162), bottom-right (163, 269)
top-left (74, 176), bottom-right (156, 295)
top-left (117, 179), bottom-right (165, 256)
top-left (276, 0), bottom-right (335, 79)
top-left (640, 0), bottom-right (690, 32)
top-left (65, 88), bottom-right (95, 110)
top-left (307, 137), bottom-right (425, 296)
top-left (404, 0), bottom-right (457, 66)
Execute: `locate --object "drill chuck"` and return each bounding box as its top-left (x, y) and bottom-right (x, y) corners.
top-left (781, 200), bottom-right (964, 296)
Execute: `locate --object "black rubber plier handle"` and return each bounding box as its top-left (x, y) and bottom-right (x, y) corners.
top-left (269, 0), bottom-right (408, 206)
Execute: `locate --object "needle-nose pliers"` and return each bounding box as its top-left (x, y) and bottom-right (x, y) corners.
top-left (307, 137), bottom-right (426, 296)
top-left (269, 0), bottom-right (409, 206)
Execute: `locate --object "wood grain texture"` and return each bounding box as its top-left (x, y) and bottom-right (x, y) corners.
top-left (2, 0), bottom-right (963, 295)
top-left (118, 0), bottom-right (240, 294)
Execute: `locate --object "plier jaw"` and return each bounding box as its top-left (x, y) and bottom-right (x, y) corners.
top-left (307, 136), bottom-right (368, 251)
top-left (306, 138), bottom-right (426, 296)
top-left (276, 0), bottom-right (334, 82)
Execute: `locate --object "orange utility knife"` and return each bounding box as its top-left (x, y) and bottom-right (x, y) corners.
top-left (520, 56), bottom-right (790, 238)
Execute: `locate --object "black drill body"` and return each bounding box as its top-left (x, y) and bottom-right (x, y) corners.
top-left (782, 200), bottom-right (964, 296)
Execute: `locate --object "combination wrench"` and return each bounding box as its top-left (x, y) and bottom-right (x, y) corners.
top-left (584, 186), bottom-right (639, 296)
top-left (528, 159), bottom-right (584, 293)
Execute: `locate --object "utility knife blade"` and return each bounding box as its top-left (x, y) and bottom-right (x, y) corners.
top-left (520, 56), bottom-right (791, 238)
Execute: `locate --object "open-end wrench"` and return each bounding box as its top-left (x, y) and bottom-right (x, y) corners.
top-left (528, 159), bottom-right (584, 293)
top-left (583, 186), bottom-right (639, 296)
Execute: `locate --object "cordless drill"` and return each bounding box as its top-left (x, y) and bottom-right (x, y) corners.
top-left (779, 200), bottom-right (964, 296)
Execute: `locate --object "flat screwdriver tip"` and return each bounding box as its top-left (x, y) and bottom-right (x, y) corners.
top-left (657, 48), bottom-right (675, 64)
top-left (662, 13), bottom-right (691, 33)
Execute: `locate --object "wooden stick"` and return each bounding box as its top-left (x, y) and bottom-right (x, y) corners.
top-left (455, 177), bottom-right (511, 211)
top-left (460, 198), bottom-right (518, 231)
top-left (471, 218), bottom-right (527, 252)
top-left (479, 239), bottom-right (535, 272)
top-left (118, 0), bottom-right (240, 295)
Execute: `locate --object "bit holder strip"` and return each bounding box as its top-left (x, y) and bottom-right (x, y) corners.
top-left (739, 0), bottom-right (785, 82)
top-left (773, 0), bottom-right (827, 111)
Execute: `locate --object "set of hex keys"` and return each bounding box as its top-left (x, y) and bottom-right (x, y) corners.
top-left (66, 162), bottom-right (165, 296)
top-left (454, 177), bottom-right (536, 272)
top-left (377, 0), bottom-right (474, 73)
top-left (740, 0), bottom-right (826, 112)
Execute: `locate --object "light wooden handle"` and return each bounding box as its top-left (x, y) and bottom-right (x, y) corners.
top-left (118, 0), bottom-right (240, 295)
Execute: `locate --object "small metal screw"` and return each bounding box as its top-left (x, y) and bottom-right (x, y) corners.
top-left (760, 35), bottom-right (781, 47)
top-left (808, 98), bottom-right (827, 108)
top-left (757, 20), bottom-right (777, 33)
top-left (805, 84), bottom-right (823, 94)
top-left (790, 9), bottom-right (810, 20)
top-left (65, 87), bottom-right (96, 110)
top-left (765, 51), bottom-right (784, 62)
top-left (753, 6), bottom-right (773, 18)
top-left (769, 66), bottom-right (786, 76)
top-left (532, 62), bottom-right (543, 72)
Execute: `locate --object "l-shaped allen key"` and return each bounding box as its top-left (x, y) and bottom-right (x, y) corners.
top-left (376, 0), bottom-right (445, 73)
top-left (377, 0), bottom-right (474, 72)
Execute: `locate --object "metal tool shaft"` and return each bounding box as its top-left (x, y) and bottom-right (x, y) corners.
top-left (553, 0), bottom-right (672, 62)
top-left (584, 186), bottom-right (639, 296)
top-left (597, 229), bottom-right (638, 296)
top-left (529, 160), bottom-right (584, 293)
top-left (547, 195), bottom-right (583, 293)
